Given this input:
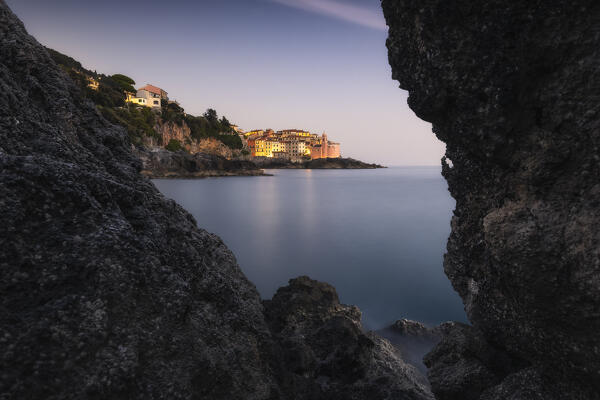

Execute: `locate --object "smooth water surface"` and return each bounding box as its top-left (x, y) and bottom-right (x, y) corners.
top-left (154, 167), bottom-right (467, 329)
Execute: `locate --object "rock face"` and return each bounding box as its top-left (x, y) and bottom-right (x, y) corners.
top-left (264, 277), bottom-right (433, 400)
top-left (134, 147), bottom-right (264, 178)
top-left (189, 137), bottom-right (235, 159)
top-left (144, 121), bottom-right (236, 159)
top-left (383, 1), bottom-right (600, 399)
top-left (378, 319), bottom-right (440, 377)
top-left (0, 2), bottom-right (430, 398)
top-left (153, 119), bottom-right (191, 149)
top-left (0, 3), bottom-right (274, 398)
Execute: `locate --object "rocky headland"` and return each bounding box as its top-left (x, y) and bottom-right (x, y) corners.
top-left (0, 2), bottom-right (428, 398)
top-left (134, 147), bottom-right (266, 178)
top-left (133, 151), bottom-right (383, 179)
top-left (383, 0), bottom-right (600, 399)
top-left (45, 45), bottom-right (384, 179)
top-left (252, 157), bottom-right (385, 170)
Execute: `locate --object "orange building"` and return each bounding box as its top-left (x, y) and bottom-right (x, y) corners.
top-left (310, 134), bottom-right (341, 159)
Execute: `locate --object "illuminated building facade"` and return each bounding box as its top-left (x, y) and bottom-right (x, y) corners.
top-left (310, 134), bottom-right (341, 159)
top-left (125, 84), bottom-right (167, 108)
top-left (247, 129), bottom-right (341, 161)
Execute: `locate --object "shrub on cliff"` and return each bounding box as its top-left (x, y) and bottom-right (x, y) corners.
top-left (98, 104), bottom-right (160, 145)
top-left (185, 109), bottom-right (236, 140)
top-left (217, 134), bottom-right (243, 149)
top-left (87, 82), bottom-right (125, 107)
top-left (162, 102), bottom-right (185, 126)
top-left (165, 139), bottom-right (183, 152)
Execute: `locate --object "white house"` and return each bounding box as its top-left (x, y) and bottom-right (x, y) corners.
top-left (126, 84), bottom-right (167, 109)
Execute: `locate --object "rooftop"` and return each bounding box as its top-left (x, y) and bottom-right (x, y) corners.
top-left (139, 84), bottom-right (165, 96)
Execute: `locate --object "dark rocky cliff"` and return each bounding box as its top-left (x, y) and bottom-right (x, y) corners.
top-left (264, 277), bottom-right (432, 400)
top-left (0, 2), bottom-right (430, 398)
top-left (382, 1), bottom-right (600, 399)
top-left (0, 2), bottom-right (274, 397)
top-left (134, 147), bottom-right (265, 178)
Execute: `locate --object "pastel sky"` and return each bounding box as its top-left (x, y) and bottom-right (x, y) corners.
top-left (7, 0), bottom-right (444, 165)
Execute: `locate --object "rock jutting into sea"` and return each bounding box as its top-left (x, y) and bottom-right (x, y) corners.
top-left (135, 149), bottom-right (384, 178)
top-left (383, 0), bottom-right (600, 399)
top-left (134, 147), bottom-right (266, 178)
top-left (252, 157), bottom-right (385, 170)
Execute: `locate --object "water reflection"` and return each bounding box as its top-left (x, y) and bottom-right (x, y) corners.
top-left (154, 167), bottom-right (467, 329)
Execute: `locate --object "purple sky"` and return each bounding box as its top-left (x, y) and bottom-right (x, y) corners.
top-left (7, 0), bottom-right (444, 165)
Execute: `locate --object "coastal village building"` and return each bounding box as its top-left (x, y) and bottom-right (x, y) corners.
top-left (247, 129), bottom-right (340, 162)
top-left (231, 125), bottom-right (244, 134)
top-left (244, 130), bottom-right (264, 138)
top-left (310, 133), bottom-right (341, 160)
top-left (87, 77), bottom-right (99, 91)
top-left (126, 84), bottom-right (168, 109)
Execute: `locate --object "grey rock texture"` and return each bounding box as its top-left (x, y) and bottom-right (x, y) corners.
top-left (264, 277), bottom-right (433, 400)
top-left (0, 2), bottom-right (273, 398)
top-left (134, 147), bottom-right (265, 178)
top-left (0, 2), bottom-right (430, 398)
top-left (383, 0), bottom-right (600, 399)
top-left (423, 323), bottom-right (526, 400)
top-left (378, 319), bottom-right (440, 377)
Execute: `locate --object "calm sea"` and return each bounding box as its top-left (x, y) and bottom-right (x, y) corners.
top-left (153, 167), bottom-right (467, 329)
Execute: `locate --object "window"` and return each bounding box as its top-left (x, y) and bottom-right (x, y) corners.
top-left (154, 100), bottom-right (159, 105)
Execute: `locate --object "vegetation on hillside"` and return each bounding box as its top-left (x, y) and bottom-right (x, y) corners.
top-left (165, 139), bottom-right (183, 152)
top-left (47, 47), bottom-right (243, 151)
top-left (97, 104), bottom-right (160, 145)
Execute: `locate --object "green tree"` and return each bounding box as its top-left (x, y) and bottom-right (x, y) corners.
top-left (217, 135), bottom-right (243, 149)
top-left (110, 74), bottom-right (137, 94)
top-left (203, 108), bottom-right (218, 123)
top-left (165, 139), bottom-right (182, 152)
top-left (111, 74), bottom-right (135, 85)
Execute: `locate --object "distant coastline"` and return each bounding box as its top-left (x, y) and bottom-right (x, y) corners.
top-left (254, 157), bottom-right (385, 170)
top-left (136, 147), bottom-right (384, 178)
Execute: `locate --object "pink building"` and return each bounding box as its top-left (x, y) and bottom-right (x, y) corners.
top-left (310, 134), bottom-right (341, 159)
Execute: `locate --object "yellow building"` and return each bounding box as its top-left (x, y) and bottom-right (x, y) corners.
top-left (245, 130), bottom-right (264, 138)
top-left (87, 77), bottom-right (99, 91)
top-left (125, 84), bottom-right (166, 108)
top-left (278, 129), bottom-right (312, 138)
top-left (248, 129), bottom-right (337, 161)
top-left (125, 92), bottom-right (149, 106)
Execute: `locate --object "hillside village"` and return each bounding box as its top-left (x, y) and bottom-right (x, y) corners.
top-left (121, 82), bottom-right (342, 162)
top-left (50, 48), bottom-right (342, 163)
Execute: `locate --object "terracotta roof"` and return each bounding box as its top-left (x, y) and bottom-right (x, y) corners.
top-left (138, 84), bottom-right (164, 96)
